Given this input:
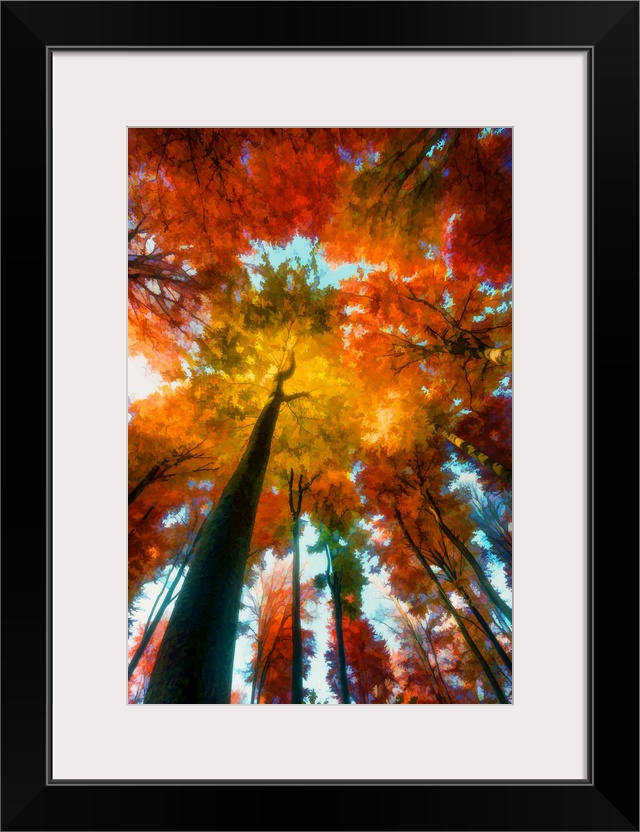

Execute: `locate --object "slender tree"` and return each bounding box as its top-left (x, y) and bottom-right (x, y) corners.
top-left (326, 554), bottom-right (350, 704)
top-left (287, 469), bottom-right (318, 704)
top-left (421, 487), bottom-right (512, 624)
top-left (128, 521), bottom-right (204, 679)
top-left (394, 508), bottom-right (509, 703)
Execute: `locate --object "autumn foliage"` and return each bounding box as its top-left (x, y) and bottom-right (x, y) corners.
top-left (128, 127), bottom-right (512, 704)
top-left (326, 617), bottom-right (395, 704)
top-left (241, 557), bottom-right (317, 704)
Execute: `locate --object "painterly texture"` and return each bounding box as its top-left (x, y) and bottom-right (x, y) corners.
top-left (128, 128), bottom-right (512, 704)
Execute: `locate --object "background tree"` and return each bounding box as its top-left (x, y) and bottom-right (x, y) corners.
top-left (241, 557), bottom-right (318, 704)
top-left (128, 617), bottom-right (169, 704)
top-left (309, 482), bottom-right (369, 704)
top-left (326, 616), bottom-right (396, 704)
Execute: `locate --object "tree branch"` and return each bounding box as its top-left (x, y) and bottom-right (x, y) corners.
top-left (283, 391), bottom-right (311, 404)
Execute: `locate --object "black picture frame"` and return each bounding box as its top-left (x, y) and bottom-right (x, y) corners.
top-left (2, 2), bottom-right (638, 830)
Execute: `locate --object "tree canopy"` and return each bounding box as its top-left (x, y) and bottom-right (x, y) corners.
top-left (128, 127), bottom-right (512, 704)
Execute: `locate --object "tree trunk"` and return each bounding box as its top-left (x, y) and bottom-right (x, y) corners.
top-left (458, 586), bottom-right (512, 674)
top-left (256, 656), bottom-right (271, 704)
top-left (394, 510), bottom-right (509, 703)
top-left (404, 290), bottom-right (510, 367)
top-left (434, 425), bottom-right (512, 484)
top-left (128, 505), bottom-right (155, 537)
top-left (250, 641), bottom-right (263, 705)
top-left (420, 343), bottom-right (511, 366)
top-left (427, 566), bottom-right (508, 703)
top-left (422, 489), bottom-right (512, 625)
top-left (128, 463), bottom-right (164, 506)
top-left (393, 607), bottom-right (450, 703)
top-left (449, 344), bottom-right (511, 365)
top-left (145, 357), bottom-right (298, 704)
top-left (288, 468), bottom-right (311, 705)
top-left (128, 528), bottom-right (200, 679)
top-left (331, 572), bottom-right (351, 704)
top-left (250, 672), bottom-right (257, 705)
top-left (291, 516), bottom-right (304, 704)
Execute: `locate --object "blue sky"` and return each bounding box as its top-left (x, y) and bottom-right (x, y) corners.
top-left (239, 234), bottom-right (372, 291)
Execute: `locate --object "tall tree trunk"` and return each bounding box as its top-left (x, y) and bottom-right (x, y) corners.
top-left (422, 489), bottom-right (512, 625)
top-left (250, 641), bottom-right (263, 705)
top-left (291, 515), bottom-right (304, 704)
top-left (394, 510), bottom-right (509, 703)
top-left (489, 605), bottom-right (512, 635)
top-left (428, 567), bottom-right (508, 704)
top-left (128, 526), bottom-right (201, 679)
top-left (145, 356), bottom-right (299, 704)
top-left (287, 468), bottom-right (317, 704)
top-left (250, 669), bottom-right (257, 705)
top-left (434, 425), bottom-right (511, 484)
top-left (256, 655), bottom-right (272, 704)
top-left (330, 571), bottom-right (351, 704)
top-left (457, 586), bottom-right (512, 673)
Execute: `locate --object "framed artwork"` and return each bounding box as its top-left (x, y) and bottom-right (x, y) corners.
top-left (2, 2), bottom-right (637, 830)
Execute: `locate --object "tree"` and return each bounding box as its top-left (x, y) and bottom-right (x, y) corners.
top-left (321, 128), bottom-right (511, 279)
top-left (434, 424), bottom-right (511, 484)
top-left (286, 469), bottom-right (319, 704)
top-left (143, 254), bottom-right (343, 703)
top-left (379, 593), bottom-right (454, 704)
top-left (326, 616), bottom-right (395, 704)
top-left (128, 617), bottom-right (169, 704)
top-left (243, 557), bottom-right (293, 704)
top-left (310, 505), bottom-right (369, 705)
top-left (145, 353), bottom-right (307, 703)
top-left (356, 443), bottom-right (512, 703)
top-left (128, 518), bottom-right (204, 679)
top-left (128, 128), bottom-right (372, 372)
top-left (127, 383), bottom-right (225, 602)
top-left (128, 127), bottom-right (513, 705)
top-left (241, 556), bottom-right (317, 704)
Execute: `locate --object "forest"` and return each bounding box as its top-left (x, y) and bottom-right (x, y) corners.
top-left (127, 127), bottom-right (512, 705)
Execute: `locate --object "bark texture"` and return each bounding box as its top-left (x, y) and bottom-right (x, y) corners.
top-left (146, 356), bottom-right (298, 703)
